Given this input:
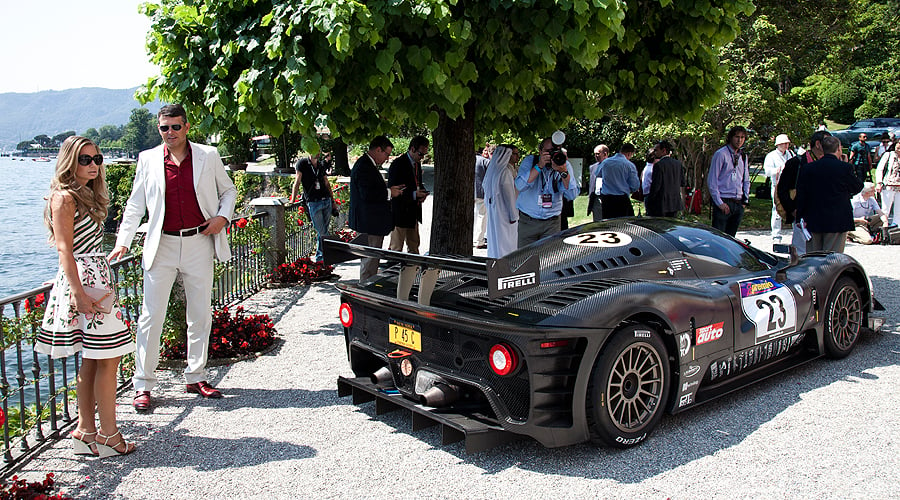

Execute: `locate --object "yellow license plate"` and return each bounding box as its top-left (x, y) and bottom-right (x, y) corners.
top-left (389, 320), bottom-right (421, 351)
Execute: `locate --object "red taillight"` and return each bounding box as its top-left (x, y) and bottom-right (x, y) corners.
top-left (489, 343), bottom-right (518, 376)
top-left (540, 340), bottom-right (570, 349)
top-left (339, 303), bottom-right (353, 328)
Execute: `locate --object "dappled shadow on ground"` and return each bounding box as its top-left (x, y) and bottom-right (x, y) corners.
top-left (343, 324), bottom-right (898, 483)
top-left (36, 430), bottom-right (316, 499)
top-left (204, 387), bottom-right (344, 411)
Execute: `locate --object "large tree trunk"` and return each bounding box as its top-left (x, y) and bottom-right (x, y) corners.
top-left (332, 137), bottom-right (350, 176)
top-left (430, 104), bottom-right (475, 256)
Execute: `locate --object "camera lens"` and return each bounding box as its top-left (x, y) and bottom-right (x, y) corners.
top-left (552, 150), bottom-right (567, 166)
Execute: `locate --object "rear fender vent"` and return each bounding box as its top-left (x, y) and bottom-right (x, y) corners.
top-left (538, 278), bottom-right (640, 309)
top-left (554, 255), bottom-right (629, 278)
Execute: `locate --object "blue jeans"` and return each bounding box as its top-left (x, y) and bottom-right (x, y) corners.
top-left (307, 198), bottom-right (332, 262)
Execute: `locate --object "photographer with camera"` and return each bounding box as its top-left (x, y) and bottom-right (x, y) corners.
top-left (515, 133), bottom-right (579, 247)
top-left (598, 143), bottom-right (640, 218)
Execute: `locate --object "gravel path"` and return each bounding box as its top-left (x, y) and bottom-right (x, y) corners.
top-left (13, 229), bottom-right (900, 500)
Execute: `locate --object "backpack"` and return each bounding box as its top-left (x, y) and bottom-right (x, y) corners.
top-left (774, 152), bottom-right (810, 220)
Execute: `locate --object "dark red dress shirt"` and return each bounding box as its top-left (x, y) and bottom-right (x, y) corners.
top-left (161, 144), bottom-right (206, 232)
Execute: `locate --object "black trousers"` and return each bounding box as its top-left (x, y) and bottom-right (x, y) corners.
top-left (600, 194), bottom-right (634, 219)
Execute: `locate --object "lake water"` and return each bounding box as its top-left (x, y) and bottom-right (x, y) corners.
top-left (0, 156), bottom-right (59, 299)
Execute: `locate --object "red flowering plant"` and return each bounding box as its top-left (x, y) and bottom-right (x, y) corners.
top-left (334, 227), bottom-right (358, 242)
top-left (2, 292), bottom-right (47, 348)
top-left (228, 217), bottom-right (270, 256)
top-left (161, 305), bottom-right (276, 360)
top-left (331, 182), bottom-right (350, 210)
top-left (0, 473), bottom-right (72, 499)
top-left (267, 257), bottom-right (334, 284)
top-left (286, 204), bottom-right (308, 238)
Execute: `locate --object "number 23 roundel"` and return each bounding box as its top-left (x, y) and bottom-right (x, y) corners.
top-left (563, 231), bottom-right (633, 247)
top-left (739, 278), bottom-right (797, 344)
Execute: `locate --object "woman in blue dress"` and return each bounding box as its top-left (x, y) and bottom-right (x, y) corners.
top-left (35, 136), bottom-right (135, 458)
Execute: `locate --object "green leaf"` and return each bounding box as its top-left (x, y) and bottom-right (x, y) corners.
top-left (375, 49), bottom-right (394, 74)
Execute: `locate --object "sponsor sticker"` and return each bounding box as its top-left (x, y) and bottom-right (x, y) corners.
top-left (696, 322), bottom-right (724, 346)
top-left (739, 278), bottom-right (798, 343)
top-left (678, 332), bottom-right (691, 358)
top-left (563, 231), bottom-right (633, 248)
top-left (497, 272), bottom-right (536, 291)
top-left (709, 333), bottom-right (806, 382)
top-left (683, 364), bottom-right (701, 378)
top-left (682, 380), bottom-right (699, 392)
top-left (634, 330), bottom-right (652, 338)
top-left (679, 393), bottom-right (694, 408)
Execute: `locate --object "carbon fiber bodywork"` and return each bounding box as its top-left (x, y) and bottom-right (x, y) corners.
top-left (329, 218), bottom-right (878, 449)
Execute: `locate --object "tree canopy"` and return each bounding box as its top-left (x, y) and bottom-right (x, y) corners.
top-left (139, 0), bottom-right (753, 253)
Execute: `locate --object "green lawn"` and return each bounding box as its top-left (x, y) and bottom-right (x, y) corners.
top-left (568, 176), bottom-right (772, 230)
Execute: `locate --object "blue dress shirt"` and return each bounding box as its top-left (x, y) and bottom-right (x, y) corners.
top-left (515, 154), bottom-right (579, 219)
top-left (598, 153), bottom-right (640, 195)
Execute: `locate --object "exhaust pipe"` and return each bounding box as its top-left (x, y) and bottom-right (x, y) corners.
top-left (419, 382), bottom-right (459, 407)
top-left (371, 366), bottom-right (394, 386)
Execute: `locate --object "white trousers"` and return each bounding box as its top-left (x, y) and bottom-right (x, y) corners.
top-left (133, 233), bottom-right (215, 391)
top-left (474, 198), bottom-right (487, 244)
top-left (770, 185), bottom-right (782, 240)
top-left (881, 187), bottom-right (900, 226)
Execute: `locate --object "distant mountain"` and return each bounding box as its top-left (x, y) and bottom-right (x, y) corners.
top-left (0, 87), bottom-right (162, 150)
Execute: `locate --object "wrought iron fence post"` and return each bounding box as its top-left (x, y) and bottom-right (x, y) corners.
top-left (250, 197), bottom-right (289, 270)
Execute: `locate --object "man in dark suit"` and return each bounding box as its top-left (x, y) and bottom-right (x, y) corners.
top-left (777, 130), bottom-right (831, 254)
top-left (388, 136), bottom-right (430, 253)
top-left (796, 136), bottom-right (864, 253)
top-left (645, 140), bottom-right (686, 217)
top-left (349, 136), bottom-right (403, 283)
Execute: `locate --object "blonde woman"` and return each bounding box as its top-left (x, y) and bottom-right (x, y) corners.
top-left (35, 136), bottom-right (135, 458)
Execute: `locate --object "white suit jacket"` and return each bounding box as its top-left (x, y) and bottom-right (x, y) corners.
top-left (115, 142), bottom-right (238, 269)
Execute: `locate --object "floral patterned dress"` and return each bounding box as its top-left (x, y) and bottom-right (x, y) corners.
top-left (34, 211), bottom-right (134, 359)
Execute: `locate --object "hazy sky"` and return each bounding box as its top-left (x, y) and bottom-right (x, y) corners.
top-left (0, 0), bottom-right (158, 93)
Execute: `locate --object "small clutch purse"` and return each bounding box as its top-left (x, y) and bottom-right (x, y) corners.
top-left (84, 286), bottom-right (116, 314)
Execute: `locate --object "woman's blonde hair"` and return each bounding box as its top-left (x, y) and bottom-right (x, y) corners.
top-left (44, 136), bottom-right (109, 241)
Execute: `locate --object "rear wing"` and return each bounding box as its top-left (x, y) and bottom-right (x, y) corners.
top-left (323, 235), bottom-right (539, 305)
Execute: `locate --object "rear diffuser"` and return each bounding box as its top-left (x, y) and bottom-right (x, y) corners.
top-left (337, 376), bottom-right (518, 453)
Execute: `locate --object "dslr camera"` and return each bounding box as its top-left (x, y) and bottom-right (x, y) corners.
top-left (545, 130), bottom-right (567, 168)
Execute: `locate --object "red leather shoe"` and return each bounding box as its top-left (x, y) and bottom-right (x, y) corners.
top-left (133, 391), bottom-right (151, 412)
top-left (186, 381), bottom-right (223, 399)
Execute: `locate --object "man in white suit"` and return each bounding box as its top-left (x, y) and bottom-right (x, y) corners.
top-left (109, 104), bottom-right (237, 411)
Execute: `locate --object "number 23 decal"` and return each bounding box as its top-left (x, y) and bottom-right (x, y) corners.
top-left (563, 231), bottom-right (633, 247)
top-left (739, 278), bottom-right (797, 343)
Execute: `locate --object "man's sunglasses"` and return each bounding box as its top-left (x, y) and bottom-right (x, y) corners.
top-left (158, 124), bottom-right (183, 132)
top-left (78, 154), bottom-right (103, 166)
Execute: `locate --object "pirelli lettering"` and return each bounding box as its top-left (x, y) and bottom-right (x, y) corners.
top-left (498, 272), bottom-right (537, 290)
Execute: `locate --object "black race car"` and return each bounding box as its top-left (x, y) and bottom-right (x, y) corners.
top-left (325, 219), bottom-right (882, 452)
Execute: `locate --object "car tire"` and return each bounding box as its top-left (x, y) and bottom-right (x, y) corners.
top-left (823, 277), bottom-right (862, 359)
top-left (586, 324), bottom-right (670, 448)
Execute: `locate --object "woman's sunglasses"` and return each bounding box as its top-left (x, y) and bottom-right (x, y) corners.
top-left (158, 124), bottom-right (183, 132)
top-left (78, 154), bottom-right (103, 166)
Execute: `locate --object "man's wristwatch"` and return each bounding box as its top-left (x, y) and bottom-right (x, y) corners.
top-left (560, 171), bottom-right (569, 179)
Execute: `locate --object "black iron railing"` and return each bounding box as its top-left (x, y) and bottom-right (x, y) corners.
top-left (0, 202), bottom-right (346, 476)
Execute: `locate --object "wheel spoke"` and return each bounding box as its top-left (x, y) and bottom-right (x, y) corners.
top-left (829, 285), bottom-right (861, 350)
top-left (605, 340), bottom-right (665, 432)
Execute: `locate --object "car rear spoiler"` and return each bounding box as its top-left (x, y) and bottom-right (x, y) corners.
top-left (322, 235), bottom-right (539, 305)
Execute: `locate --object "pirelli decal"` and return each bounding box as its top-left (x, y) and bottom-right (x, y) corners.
top-left (487, 255), bottom-right (541, 298)
top-left (498, 272), bottom-right (537, 290)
